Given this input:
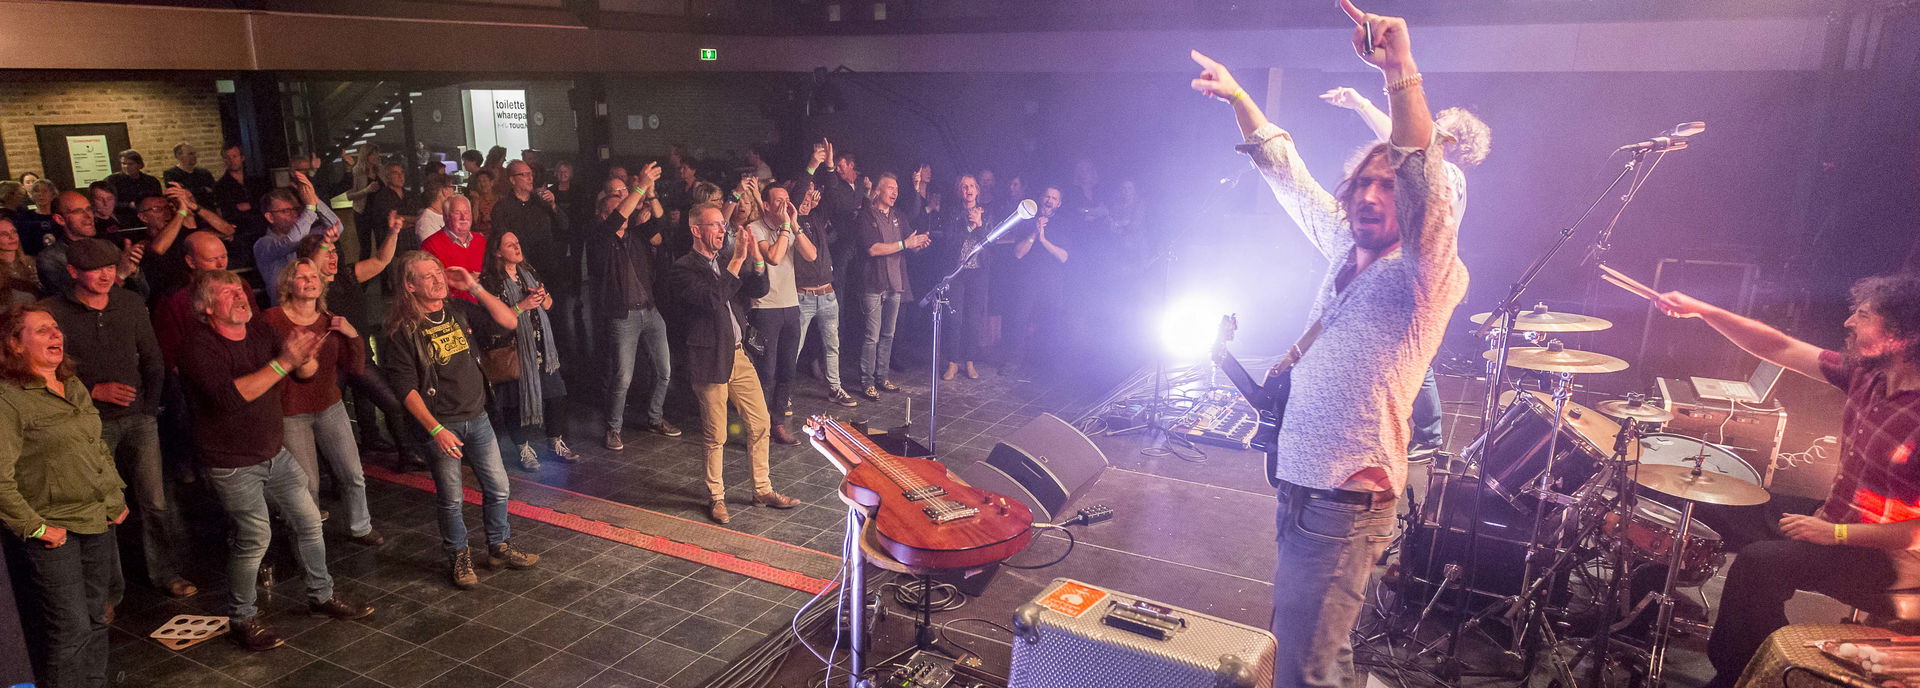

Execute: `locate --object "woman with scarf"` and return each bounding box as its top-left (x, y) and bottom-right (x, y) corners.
top-left (480, 230), bottom-right (579, 471)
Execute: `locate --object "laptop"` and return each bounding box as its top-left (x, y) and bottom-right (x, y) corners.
top-left (1691, 361), bottom-right (1786, 404)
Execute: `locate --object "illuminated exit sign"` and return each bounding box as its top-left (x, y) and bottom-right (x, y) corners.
top-left (699, 48), bottom-right (718, 61)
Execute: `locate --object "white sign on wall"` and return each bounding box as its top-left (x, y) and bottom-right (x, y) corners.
top-left (463, 89), bottom-right (530, 155)
top-left (66, 134), bottom-right (113, 187)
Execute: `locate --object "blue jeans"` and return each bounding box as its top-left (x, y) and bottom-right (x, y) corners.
top-left (1271, 481), bottom-right (1397, 688)
top-left (1409, 367), bottom-right (1443, 451)
top-left (427, 414), bottom-right (512, 553)
top-left (101, 413), bottom-right (185, 588)
top-left (12, 528), bottom-right (119, 688)
top-left (798, 291), bottom-right (844, 391)
top-left (859, 290), bottom-right (903, 388)
top-left (605, 307), bottom-right (671, 431)
top-left (206, 449), bottom-right (334, 622)
top-left (283, 400), bottom-right (373, 536)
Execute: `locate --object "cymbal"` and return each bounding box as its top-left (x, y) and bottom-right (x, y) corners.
top-left (1595, 399), bottom-right (1675, 423)
top-left (1470, 309), bottom-right (1613, 332)
top-left (1631, 464), bottom-right (1770, 506)
top-left (1484, 347), bottom-right (1631, 374)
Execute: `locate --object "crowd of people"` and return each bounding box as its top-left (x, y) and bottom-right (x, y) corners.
top-left (0, 133), bottom-right (1146, 684)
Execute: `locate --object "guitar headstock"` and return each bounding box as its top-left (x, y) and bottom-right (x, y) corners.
top-left (1213, 314), bottom-right (1239, 361)
top-left (803, 415), bottom-right (835, 441)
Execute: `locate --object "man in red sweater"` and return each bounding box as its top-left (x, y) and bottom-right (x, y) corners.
top-left (422, 196), bottom-right (486, 302)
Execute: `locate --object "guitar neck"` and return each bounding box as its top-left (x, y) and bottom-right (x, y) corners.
top-left (1214, 352), bottom-right (1268, 409)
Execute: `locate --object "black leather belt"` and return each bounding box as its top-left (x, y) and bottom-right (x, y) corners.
top-left (1295, 484), bottom-right (1395, 508)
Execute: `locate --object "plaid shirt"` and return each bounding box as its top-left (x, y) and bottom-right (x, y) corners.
top-left (1818, 349), bottom-right (1920, 525)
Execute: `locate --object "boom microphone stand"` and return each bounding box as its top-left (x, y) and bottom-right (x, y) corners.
top-left (919, 199), bottom-right (1037, 454)
top-left (1430, 148), bottom-right (1654, 683)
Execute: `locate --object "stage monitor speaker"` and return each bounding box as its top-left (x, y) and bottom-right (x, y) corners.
top-left (965, 413), bottom-right (1108, 522)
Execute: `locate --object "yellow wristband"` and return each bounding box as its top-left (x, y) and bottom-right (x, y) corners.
top-left (1230, 89), bottom-right (1249, 103)
top-left (1836, 523), bottom-right (1850, 545)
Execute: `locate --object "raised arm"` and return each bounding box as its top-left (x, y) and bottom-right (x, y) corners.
top-left (1190, 50), bottom-right (1347, 260)
top-left (1319, 87), bottom-right (1392, 142)
top-left (446, 266), bottom-right (523, 330)
top-left (353, 210), bottom-right (402, 283)
top-left (1652, 291), bottom-right (1827, 382)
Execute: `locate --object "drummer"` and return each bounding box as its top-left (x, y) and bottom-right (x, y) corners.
top-left (1656, 273), bottom-right (1920, 687)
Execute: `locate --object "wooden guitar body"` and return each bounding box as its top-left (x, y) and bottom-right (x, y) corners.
top-left (806, 417), bottom-right (1035, 570)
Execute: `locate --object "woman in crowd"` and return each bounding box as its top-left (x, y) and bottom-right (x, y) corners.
top-left (414, 177), bottom-right (455, 247)
top-left (0, 304), bottom-right (129, 687)
top-left (0, 217), bottom-right (40, 308)
top-left (934, 174), bottom-right (989, 380)
top-left (0, 181), bottom-right (25, 216)
top-left (17, 172), bottom-right (40, 189)
top-left (346, 143), bottom-right (383, 219)
top-left (295, 215), bottom-right (419, 473)
top-left (480, 231), bottom-right (580, 470)
top-left (263, 259), bottom-right (383, 546)
top-left (467, 169), bottom-right (500, 237)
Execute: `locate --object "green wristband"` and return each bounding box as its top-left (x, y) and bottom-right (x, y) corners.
top-left (269, 361), bottom-right (289, 377)
top-left (896, 240), bottom-right (905, 251)
top-left (30, 524), bottom-right (46, 540)
top-left (176, 209), bottom-right (190, 217)
top-left (430, 423), bottom-right (445, 436)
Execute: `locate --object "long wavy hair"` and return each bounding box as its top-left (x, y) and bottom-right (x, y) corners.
top-left (384, 251), bottom-right (446, 337)
top-left (273, 258), bottom-right (328, 315)
top-left (0, 304), bottom-right (74, 386)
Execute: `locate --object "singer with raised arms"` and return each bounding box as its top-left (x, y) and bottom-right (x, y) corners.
top-left (1191, 1), bottom-right (1466, 685)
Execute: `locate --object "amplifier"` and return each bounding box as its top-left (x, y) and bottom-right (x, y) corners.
top-left (1655, 377), bottom-right (1787, 488)
top-left (1009, 578), bottom-right (1275, 688)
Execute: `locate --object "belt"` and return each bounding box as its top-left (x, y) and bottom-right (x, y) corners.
top-left (1293, 483), bottom-right (1396, 508)
top-left (798, 285), bottom-right (834, 295)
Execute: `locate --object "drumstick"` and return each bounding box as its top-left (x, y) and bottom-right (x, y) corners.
top-left (1599, 264), bottom-right (1660, 299)
top-left (1600, 274), bottom-right (1656, 302)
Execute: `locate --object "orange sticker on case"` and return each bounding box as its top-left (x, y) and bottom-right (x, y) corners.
top-left (1039, 581), bottom-right (1109, 618)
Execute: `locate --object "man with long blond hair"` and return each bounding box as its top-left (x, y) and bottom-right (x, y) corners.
top-left (381, 250), bottom-right (546, 588)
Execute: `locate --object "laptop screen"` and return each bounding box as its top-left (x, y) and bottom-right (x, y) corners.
top-left (1747, 361), bottom-right (1786, 401)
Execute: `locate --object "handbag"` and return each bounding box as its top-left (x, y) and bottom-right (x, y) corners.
top-left (482, 342), bottom-right (521, 383)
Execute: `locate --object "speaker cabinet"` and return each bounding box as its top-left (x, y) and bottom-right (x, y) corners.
top-left (956, 413), bottom-right (1108, 522)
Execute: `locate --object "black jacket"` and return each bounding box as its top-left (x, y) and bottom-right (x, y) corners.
top-left (665, 251), bottom-right (768, 385)
top-left (38, 287), bottom-right (163, 419)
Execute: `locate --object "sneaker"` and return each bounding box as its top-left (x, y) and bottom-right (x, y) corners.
top-left (604, 429), bottom-right (625, 451)
top-left (707, 500), bottom-right (732, 524)
top-left (517, 443), bottom-right (541, 471)
top-left (878, 379), bottom-right (901, 393)
top-left (550, 437), bottom-right (582, 463)
top-left (785, 399), bottom-right (794, 417)
top-left (230, 617), bottom-right (284, 651)
top-left (308, 595), bottom-right (375, 620)
top-left (449, 549), bottom-right (478, 589)
top-left (1407, 445), bottom-right (1443, 464)
top-left (256, 563), bottom-right (275, 590)
top-left (650, 420), bottom-right (684, 438)
top-left (487, 541), bottom-right (540, 570)
top-left (861, 386), bottom-right (881, 401)
top-left (163, 578), bottom-right (199, 598)
top-left (347, 528), bottom-right (386, 547)
top-left (752, 490), bottom-right (801, 509)
top-left (829, 388), bottom-right (859, 407)
top-left (770, 424), bottom-right (800, 446)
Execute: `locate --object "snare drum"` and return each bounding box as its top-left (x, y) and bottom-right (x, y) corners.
top-left (1600, 498), bottom-right (1726, 587)
top-left (1474, 391), bottom-right (1631, 508)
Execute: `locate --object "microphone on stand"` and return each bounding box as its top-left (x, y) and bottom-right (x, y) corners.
top-left (1616, 121), bottom-right (1706, 153)
top-left (978, 198), bottom-right (1040, 246)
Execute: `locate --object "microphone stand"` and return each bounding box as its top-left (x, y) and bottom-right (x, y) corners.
top-left (1435, 148), bottom-right (1652, 683)
top-left (918, 206), bottom-right (1032, 455)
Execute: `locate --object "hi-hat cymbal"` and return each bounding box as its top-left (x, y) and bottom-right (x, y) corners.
top-left (1631, 464), bottom-right (1770, 506)
top-left (1470, 308), bottom-right (1613, 332)
top-left (1595, 399), bottom-right (1675, 423)
top-left (1484, 347), bottom-right (1631, 374)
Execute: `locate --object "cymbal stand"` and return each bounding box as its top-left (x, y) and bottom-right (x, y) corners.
top-left (1645, 458), bottom-right (1708, 687)
top-left (1506, 367), bottom-right (1578, 656)
top-left (1567, 416), bottom-right (1650, 687)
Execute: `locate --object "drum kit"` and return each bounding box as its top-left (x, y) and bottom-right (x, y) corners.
top-left (1388, 303), bottom-right (1775, 687)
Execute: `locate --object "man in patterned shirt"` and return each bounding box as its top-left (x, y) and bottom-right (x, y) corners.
top-left (1191, 1), bottom-right (1466, 685)
top-left (1657, 274), bottom-right (1920, 687)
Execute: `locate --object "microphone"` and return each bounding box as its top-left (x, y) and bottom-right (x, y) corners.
top-left (978, 199), bottom-right (1039, 246)
top-left (1616, 121), bottom-right (1706, 153)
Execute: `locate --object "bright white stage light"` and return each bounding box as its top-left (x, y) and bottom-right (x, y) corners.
top-left (1157, 298), bottom-right (1220, 361)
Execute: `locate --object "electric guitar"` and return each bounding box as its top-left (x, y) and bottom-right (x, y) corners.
top-left (802, 416), bottom-right (1035, 570)
top-left (1210, 315), bottom-right (1306, 488)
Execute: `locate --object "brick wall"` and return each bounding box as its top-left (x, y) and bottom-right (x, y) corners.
top-left (0, 80), bottom-right (223, 184)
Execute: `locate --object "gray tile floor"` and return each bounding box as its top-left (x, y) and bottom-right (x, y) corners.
top-left (107, 365), bottom-right (1087, 688)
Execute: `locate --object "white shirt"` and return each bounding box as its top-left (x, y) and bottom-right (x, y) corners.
top-left (415, 208), bottom-right (445, 243)
top-left (748, 218), bottom-right (800, 309)
top-left (1247, 123), bottom-right (1469, 493)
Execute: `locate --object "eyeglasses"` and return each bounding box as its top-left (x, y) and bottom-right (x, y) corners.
top-left (264, 206), bottom-right (300, 215)
top-left (691, 221), bottom-right (727, 229)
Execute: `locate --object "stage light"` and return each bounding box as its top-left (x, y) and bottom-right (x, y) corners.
top-left (1157, 299), bottom-right (1221, 361)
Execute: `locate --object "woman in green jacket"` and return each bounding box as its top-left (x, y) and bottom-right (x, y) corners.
top-left (0, 303), bottom-right (128, 687)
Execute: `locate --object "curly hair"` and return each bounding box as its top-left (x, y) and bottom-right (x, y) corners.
top-left (1435, 107), bottom-right (1491, 168)
top-left (1850, 273), bottom-right (1920, 363)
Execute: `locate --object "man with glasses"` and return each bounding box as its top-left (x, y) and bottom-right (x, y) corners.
top-left (38, 191), bottom-right (144, 297)
top-left (493, 161), bottom-right (571, 313)
top-left (252, 172), bottom-right (339, 302)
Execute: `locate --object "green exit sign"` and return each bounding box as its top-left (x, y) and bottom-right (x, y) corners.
top-left (699, 48), bottom-right (717, 61)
